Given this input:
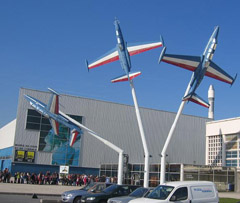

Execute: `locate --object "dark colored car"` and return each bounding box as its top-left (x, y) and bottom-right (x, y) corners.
top-left (81, 184), bottom-right (140, 203)
top-left (107, 187), bottom-right (154, 203)
top-left (62, 182), bottom-right (113, 203)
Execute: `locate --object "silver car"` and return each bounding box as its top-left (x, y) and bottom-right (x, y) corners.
top-left (62, 182), bottom-right (112, 203)
top-left (107, 187), bottom-right (153, 203)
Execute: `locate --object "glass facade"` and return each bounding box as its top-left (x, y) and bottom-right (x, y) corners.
top-left (226, 151), bottom-right (237, 158)
top-left (26, 109), bottom-right (82, 166)
top-left (207, 132), bottom-right (240, 169)
top-left (224, 134), bottom-right (240, 167)
top-left (100, 163), bottom-right (235, 191)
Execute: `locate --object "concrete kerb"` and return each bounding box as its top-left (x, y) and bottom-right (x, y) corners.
top-left (0, 192), bottom-right (60, 196)
top-left (40, 200), bottom-right (62, 203)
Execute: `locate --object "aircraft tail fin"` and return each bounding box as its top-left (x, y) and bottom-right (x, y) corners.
top-left (231, 74), bottom-right (238, 86)
top-left (111, 71), bottom-right (141, 83)
top-left (183, 92), bottom-right (210, 108)
top-left (69, 129), bottom-right (80, 147)
top-left (49, 118), bottom-right (60, 135)
top-left (47, 88), bottom-right (59, 115)
top-left (158, 35), bottom-right (167, 64)
top-left (85, 60), bottom-right (89, 72)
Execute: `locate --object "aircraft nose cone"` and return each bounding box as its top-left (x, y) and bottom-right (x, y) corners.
top-left (213, 26), bottom-right (220, 39)
top-left (114, 18), bottom-right (120, 29)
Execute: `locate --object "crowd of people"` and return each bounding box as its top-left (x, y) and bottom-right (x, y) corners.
top-left (0, 168), bottom-right (117, 186)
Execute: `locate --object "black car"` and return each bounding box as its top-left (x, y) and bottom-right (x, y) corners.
top-left (81, 184), bottom-right (140, 203)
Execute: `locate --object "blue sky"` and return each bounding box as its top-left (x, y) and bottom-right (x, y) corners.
top-left (0, 0), bottom-right (240, 128)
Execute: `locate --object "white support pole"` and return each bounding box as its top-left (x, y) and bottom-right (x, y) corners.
top-left (118, 151), bottom-right (124, 185)
top-left (160, 80), bottom-right (192, 184)
top-left (129, 80), bottom-right (149, 188)
top-left (180, 163), bottom-right (184, 181)
top-left (59, 111), bottom-right (124, 185)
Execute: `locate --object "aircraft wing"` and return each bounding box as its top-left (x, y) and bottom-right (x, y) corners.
top-left (205, 60), bottom-right (236, 84)
top-left (161, 54), bottom-right (202, 72)
top-left (127, 41), bottom-right (162, 56)
top-left (161, 54), bottom-right (236, 84)
top-left (87, 47), bottom-right (119, 69)
top-left (87, 41), bottom-right (162, 70)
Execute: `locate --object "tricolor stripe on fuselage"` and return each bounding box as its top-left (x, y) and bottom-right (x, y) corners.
top-left (70, 130), bottom-right (79, 146)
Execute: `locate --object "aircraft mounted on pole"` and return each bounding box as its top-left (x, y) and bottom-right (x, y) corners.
top-left (159, 26), bottom-right (237, 108)
top-left (24, 88), bottom-right (82, 147)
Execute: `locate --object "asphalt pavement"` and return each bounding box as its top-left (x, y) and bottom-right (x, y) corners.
top-left (0, 183), bottom-right (81, 202)
top-left (0, 182), bottom-right (79, 196)
top-left (0, 182), bottom-right (240, 201)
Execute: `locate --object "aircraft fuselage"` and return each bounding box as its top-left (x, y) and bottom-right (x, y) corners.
top-left (26, 95), bottom-right (81, 132)
top-left (190, 26), bottom-right (219, 93)
top-left (114, 20), bottom-right (131, 75)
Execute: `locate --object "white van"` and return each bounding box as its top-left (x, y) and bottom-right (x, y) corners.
top-left (130, 181), bottom-right (219, 203)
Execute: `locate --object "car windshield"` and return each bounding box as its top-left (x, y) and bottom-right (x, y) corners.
top-left (88, 183), bottom-right (107, 193)
top-left (103, 184), bottom-right (117, 193)
top-left (82, 182), bottom-right (96, 191)
top-left (147, 185), bottom-right (174, 200)
top-left (129, 188), bottom-right (148, 197)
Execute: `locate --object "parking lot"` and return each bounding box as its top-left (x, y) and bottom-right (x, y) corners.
top-left (0, 182), bottom-right (240, 201)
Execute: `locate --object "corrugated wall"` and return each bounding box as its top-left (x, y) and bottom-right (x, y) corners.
top-left (15, 88), bottom-right (209, 168)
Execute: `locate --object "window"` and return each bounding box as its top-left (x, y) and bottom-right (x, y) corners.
top-left (129, 188), bottom-right (148, 197)
top-left (226, 142), bottom-right (237, 150)
top-left (26, 123), bottom-right (40, 130)
top-left (170, 187), bottom-right (188, 201)
top-left (207, 135), bottom-right (223, 166)
top-left (147, 185), bottom-right (174, 200)
top-left (226, 160), bottom-right (237, 167)
top-left (133, 164), bottom-right (142, 171)
top-left (225, 135), bottom-right (237, 142)
top-left (226, 151), bottom-right (237, 158)
top-left (150, 164), bottom-right (159, 172)
top-left (117, 186), bottom-right (129, 195)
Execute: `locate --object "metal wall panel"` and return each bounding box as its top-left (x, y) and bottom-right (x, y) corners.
top-left (15, 88), bottom-right (209, 168)
top-left (36, 151), bottom-right (52, 165)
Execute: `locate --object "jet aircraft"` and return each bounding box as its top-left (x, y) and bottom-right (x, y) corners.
top-left (159, 26), bottom-right (237, 108)
top-left (24, 88), bottom-right (82, 146)
top-left (86, 19), bottom-right (163, 83)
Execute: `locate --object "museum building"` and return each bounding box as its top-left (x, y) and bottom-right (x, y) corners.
top-left (0, 87), bottom-right (237, 190)
top-left (0, 87), bottom-right (209, 172)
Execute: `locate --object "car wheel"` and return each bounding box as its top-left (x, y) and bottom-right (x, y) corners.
top-left (73, 196), bottom-right (82, 203)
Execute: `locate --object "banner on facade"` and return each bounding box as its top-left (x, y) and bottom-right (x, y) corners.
top-left (59, 165), bottom-right (69, 174)
top-left (14, 150), bottom-right (35, 163)
top-left (14, 150), bottom-right (25, 162)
